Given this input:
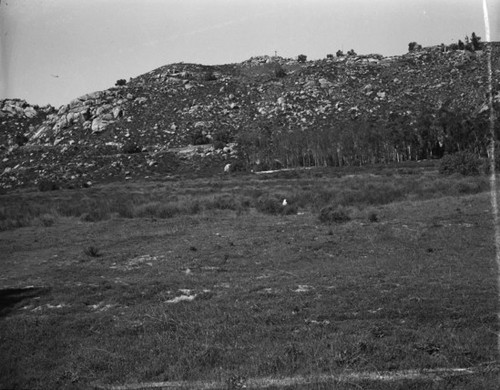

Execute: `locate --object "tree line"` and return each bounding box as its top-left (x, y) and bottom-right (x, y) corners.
top-left (235, 105), bottom-right (496, 171)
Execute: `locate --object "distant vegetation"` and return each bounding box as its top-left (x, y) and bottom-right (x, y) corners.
top-left (235, 104), bottom-right (497, 172)
top-left (410, 32), bottom-right (484, 53)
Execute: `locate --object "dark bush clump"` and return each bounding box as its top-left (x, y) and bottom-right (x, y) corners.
top-left (256, 197), bottom-right (297, 215)
top-left (122, 142), bottom-right (142, 154)
top-left (229, 160), bottom-right (246, 173)
top-left (203, 71), bottom-right (217, 81)
top-left (256, 197), bottom-right (282, 215)
top-left (15, 133), bottom-right (29, 146)
top-left (115, 79), bottom-right (127, 86)
top-left (191, 128), bottom-right (211, 145)
top-left (274, 66), bottom-right (287, 78)
top-left (439, 152), bottom-right (483, 176)
top-left (297, 54), bottom-right (307, 63)
top-left (38, 180), bottom-right (59, 192)
top-left (83, 246), bottom-right (101, 257)
top-left (318, 205), bottom-right (351, 224)
top-left (368, 211), bottom-right (379, 223)
top-left (81, 209), bottom-right (110, 222)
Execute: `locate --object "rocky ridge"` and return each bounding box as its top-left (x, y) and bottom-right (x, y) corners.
top-left (1, 43), bottom-right (500, 190)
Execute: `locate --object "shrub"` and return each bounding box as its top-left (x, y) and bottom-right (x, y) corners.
top-left (256, 197), bottom-right (282, 215)
top-left (212, 128), bottom-right (233, 145)
top-left (229, 160), bottom-right (246, 173)
top-left (191, 128), bottom-right (211, 145)
top-left (84, 246), bottom-right (101, 257)
top-left (122, 142), bottom-right (142, 154)
top-left (274, 66), bottom-right (287, 78)
top-left (38, 180), bottom-right (59, 192)
top-left (439, 152), bottom-right (482, 176)
top-left (347, 49), bottom-right (357, 56)
top-left (81, 209), bottom-right (110, 222)
top-left (368, 211), bottom-right (379, 223)
top-left (297, 54), bottom-right (307, 63)
top-left (115, 79), bottom-right (127, 86)
top-left (209, 195), bottom-right (238, 210)
top-left (336, 50), bottom-right (344, 57)
top-left (38, 213), bottom-right (56, 227)
top-left (408, 42), bottom-right (422, 52)
top-left (15, 133), bottom-right (29, 146)
top-left (318, 205), bottom-right (351, 224)
top-left (326, 54), bottom-right (334, 60)
top-left (203, 71), bottom-right (217, 81)
top-left (255, 196), bottom-right (296, 215)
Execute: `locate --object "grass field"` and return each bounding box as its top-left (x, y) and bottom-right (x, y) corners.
top-left (1, 164), bottom-right (499, 389)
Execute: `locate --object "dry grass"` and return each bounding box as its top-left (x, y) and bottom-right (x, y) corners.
top-left (0, 165), bottom-right (498, 388)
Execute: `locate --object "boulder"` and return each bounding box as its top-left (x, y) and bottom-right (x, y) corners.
top-left (112, 106), bottom-right (123, 119)
top-left (23, 107), bottom-right (37, 118)
top-left (91, 118), bottom-right (108, 133)
top-left (57, 104), bottom-right (70, 115)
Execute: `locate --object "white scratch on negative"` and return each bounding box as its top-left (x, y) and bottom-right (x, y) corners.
top-left (95, 364), bottom-right (499, 390)
top-left (483, 0), bottom-right (500, 355)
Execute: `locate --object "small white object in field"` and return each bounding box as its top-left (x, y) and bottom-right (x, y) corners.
top-left (224, 163), bottom-right (231, 173)
top-left (282, 199), bottom-right (287, 206)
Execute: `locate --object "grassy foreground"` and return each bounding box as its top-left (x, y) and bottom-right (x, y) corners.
top-left (1, 165), bottom-right (499, 389)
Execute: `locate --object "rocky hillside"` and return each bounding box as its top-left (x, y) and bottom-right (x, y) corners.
top-left (1, 43), bottom-right (500, 191)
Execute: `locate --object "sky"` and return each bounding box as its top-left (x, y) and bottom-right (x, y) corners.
top-left (1, 0), bottom-right (499, 107)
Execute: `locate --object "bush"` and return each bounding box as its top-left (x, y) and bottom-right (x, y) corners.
top-left (84, 246), bottom-right (101, 257)
top-left (256, 196), bottom-right (297, 215)
top-left (191, 128), bottom-right (211, 145)
top-left (408, 42), bottom-right (422, 52)
top-left (38, 213), bottom-right (56, 227)
top-left (203, 71), bottom-right (217, 81)
top-left (439, 152), bottom-right (482, 176)
top-left (115, 79), bottom-right (127, 86)
top-left (15, 133), bottom-right (29, 146)
top-left (122, 142), bottom-right (142, 154)
top-left (229, 160), bottom-right (246, 173)
top-left (297, 54), bottom-right (307, 63)
top-left (368, 211), bottom-right (379, 223)
top-left (318, 205), bottom-right (351, 224)
top-left (38, 180), bottom-right (59, 192)
top-left (274, 66), bottom-right (287, 78)
top-left (81, 209), bottom-right (110, 222)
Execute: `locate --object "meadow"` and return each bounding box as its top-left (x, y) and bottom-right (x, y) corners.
top-left (0, 162), bottom-right (499, 389)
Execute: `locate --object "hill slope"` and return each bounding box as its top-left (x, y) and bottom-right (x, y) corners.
top-left (1, 43), bottom-right (500, 190)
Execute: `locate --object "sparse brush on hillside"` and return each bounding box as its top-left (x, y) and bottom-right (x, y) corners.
top-left (2, 39), bottom-right (500, 191)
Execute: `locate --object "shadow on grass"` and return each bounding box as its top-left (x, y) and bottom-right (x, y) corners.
top-left (0, 286), bottom-right (50, 317)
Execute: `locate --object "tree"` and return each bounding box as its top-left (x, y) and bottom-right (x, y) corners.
top-left (115, 79), bottom-right (127, 86)
top-left (458, 40), bottom-right (464, 50)
top-left (347, 49), bottom-right (357, 56)
top-left (297, 54), bottom-right (307, 63)
top-left (471, 32), bottom-right (482, 50)
top-left (408, 42), bottom-right (418, 52)
top-left (336, 50), bottom-right (344, 57)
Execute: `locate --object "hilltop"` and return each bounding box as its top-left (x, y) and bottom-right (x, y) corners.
top-left (1, 42), bottom-right (499, 191)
